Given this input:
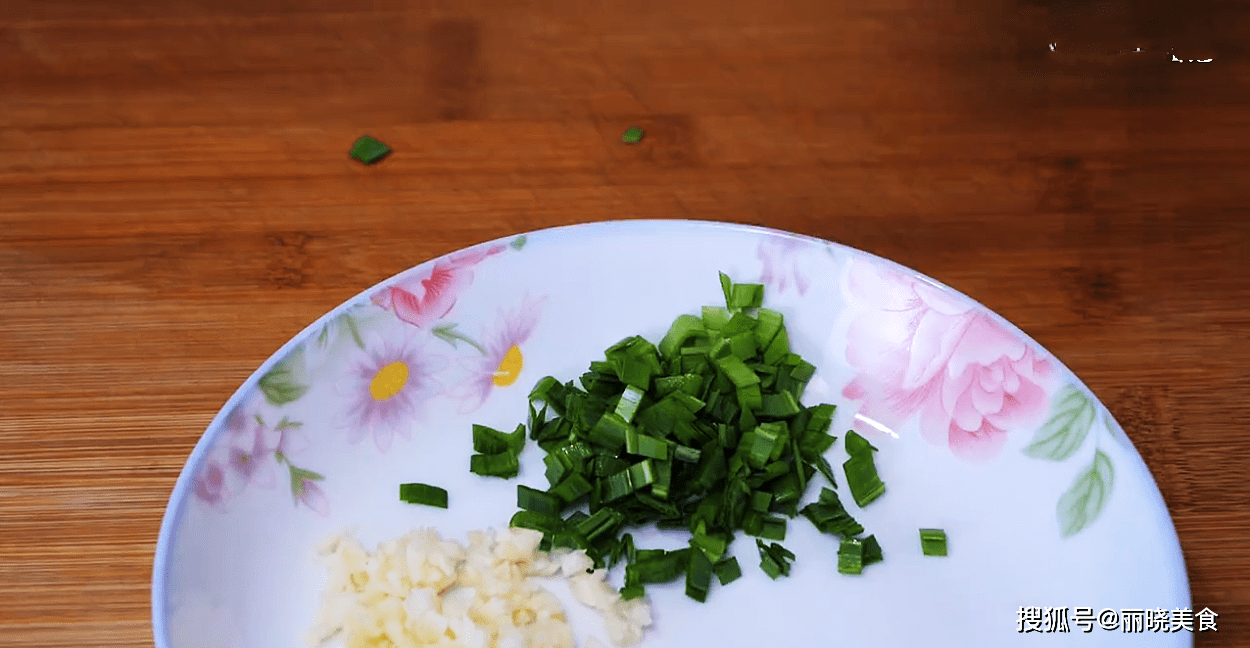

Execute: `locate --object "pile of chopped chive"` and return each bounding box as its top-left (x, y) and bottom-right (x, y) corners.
top-left (459, 272), bottom-right (904, 602)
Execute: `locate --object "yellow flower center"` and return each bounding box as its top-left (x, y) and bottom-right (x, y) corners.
top-left (370, 361), bottom-right (410, 401)
top-left (493, 345), bottom-right (523, 387)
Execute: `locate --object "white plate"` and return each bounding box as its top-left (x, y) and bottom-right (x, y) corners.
top-left (153, 220), bottom-right (1191, 648)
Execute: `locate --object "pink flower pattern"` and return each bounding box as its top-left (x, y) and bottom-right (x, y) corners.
top-left (454, 295), bottom-right (547, 413)
top-left (841, 261), bottom-right (1055, 460)
top-left (757, 236), bottom-right (813, 296)
top-left (341, 334), bottom-right (446, 452)
top-left (192, 389), bottom-right (326, 515)
top-left (372, 243), bottom-right (506, 328)
top-left (292, 474), bottom-right (329, 516)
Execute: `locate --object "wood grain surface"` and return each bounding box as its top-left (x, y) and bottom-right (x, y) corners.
top-left (1, 0), bottom-right (1247, 646)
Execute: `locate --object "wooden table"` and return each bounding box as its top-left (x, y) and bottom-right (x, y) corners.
top-left (2, 0), bottom-right (1246, 645)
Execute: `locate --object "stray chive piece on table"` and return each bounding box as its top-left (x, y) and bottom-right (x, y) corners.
top-left (621, 126), bottom-right (645, 144)
top-left (399, 483), bottom-right (448, 508)
top-left (350, 135), bottom-right (391, 165)
top-left (920, 528), bottom-right (948, 556)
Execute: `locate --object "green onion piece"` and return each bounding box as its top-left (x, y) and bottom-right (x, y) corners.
top-left (517, 484), bottom-right (562, 517)
top-left (720, 311), bottom-right (755, 337)
top-left (615, 385), bottom-right (646, 423)
top-left (757, 540), bottom-right (795, 579)
top-left (740, 425), bottom-right (782, 469)
top-left (620, 584), bottom-right (646, 600)
top-left (574, 508), bottom-right (625, 543)
top-left (844, 453), bottom-right (886, 507)
top-left (472, 424), bottom-right (526, 455)
top-left (626, 460), bottom-right (655, 490)
top-left (805, 404), bottom-right (836, 435)
top-left (684, 543), bottom-right (714, 602)
top-left (511, 510), bottom-right (564, 534)
top-left (349, 135), bottom-right (391, 164)
top-left (727, 332), bottom-right (757, 360)
top-left (621, 126), bottom-right (645, 143)
top-left (593, 454), bottom-right (629, 477)
top-left (602, 470), bottom-right (635, 502)
top-left (715, 356), bottom-right (760, 389)
top-left (590, 412), bottom-right (632, 451)
top-left (714, 556), bottom-right (742, 585)
top-left (543, 452), bottom-right (568, 486)
top-left (718, 272), bottom-right (734, 307)
top-left (659, 314), bottom-right (705, 359)
top-left (673, 444), bottom-right (702, 463)
top-left (753, 309), bottom-right (783, 347)
top-left (528, 376), bottom-right (566, 410)
top-left (702, 306), bottom-right (731, 331)
top-left (763, 327), bottom-right (790, 365)
top-left (759, 515), bottom-right (787, 541)
top-left (650, 458), bottom-right (672, 499)
top-left (626, 548), bottom-right (690, 585)
top-left (844, 430), bottom-right (879, 457)
top-left (813, 455), bottom-right (837, 488)
top-left (736, 384), bottom-right (763, 412)
top-left (838, 537), bottom-right (864, 575)
top-left (625, 428), bottom-right (670, 460)
top-left (729, 283), bottom-right (765, 310)
top-left (801, 487), bottom-right (863, 537)
top-left (605, 336), bottom-right (662, 390)
top-left (862, 534), bottom-right (884, 566)
top-left (549, 472), bottom-right (592, 503)
top-left (798, 429), bottom-right (837, 462)
top-left (751, 490), bottom-right (773, 513)
top-left (667, 391), bottom-right (705, 414)
top-left (691, 529), bottom-right (730, 562)
top-left (470, 451), bottom-right (520, 478)
top-left (790, 357), bottom-right (816, 379)
top-left (527, 401), bottom-right (548, 440)
top-left (920, 528), bottom-right (948, 556)
top-left (399, 482), bottom-right (448, 508)
top-left (760, 392), bottom-right (802, 419)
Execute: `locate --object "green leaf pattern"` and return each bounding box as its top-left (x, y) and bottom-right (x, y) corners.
top-left (1023, 386), bottom-right (1095, 461)
top-left (1057, 450), bottom-right (1114, 538)
top-left (257, 351), bottom-right (309, 406)
top-left (1025, 383), bottom-right (1119, 538)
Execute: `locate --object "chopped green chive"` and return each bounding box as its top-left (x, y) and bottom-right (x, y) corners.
top-left (624, 548), bottom-right (689, 588)
top-left (470, 451), bottom-right (520, 478)
top-left (472, 424), bottom-right (526, 455)
top-left (843, 432), bottom-right (886, 508)
top-left (684, 543), bottom-right (714, 602)
top-left (621, 126), bottom-right (645, 144)
top-left (517, 484), bottom-right (562, 517)
top-left (398, 482), bottom-right (447, 508)
top-left (615, 385), bottom-right (646, 423)
top-left (349, 135), bottom-right (391, 164)
top-left (713, 556), bottom-right (742, 585)
top-left (511, 510), bottom-right (563, 534)
top-left (801, 487), bottom-right (863, 537)
top-left (862, 534), bottom-right (884, 566)
top-left (463, 271), bottom-right (896, 597)
top-left (844, 430), bottom-right (879, 457)
top-left (837, 537), bottom-right (864, 575)
top-left (920, 528), bottom-right (948, 556)
top-left (757, 540), bottom-right (795, 579)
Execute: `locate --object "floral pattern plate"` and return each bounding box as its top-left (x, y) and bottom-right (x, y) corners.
top-left (153, 221), bottom-right (1190, 648)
